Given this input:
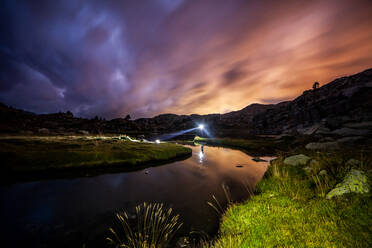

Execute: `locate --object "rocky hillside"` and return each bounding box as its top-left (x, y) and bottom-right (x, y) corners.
top-left (1, 68), bottom-right (372, 139)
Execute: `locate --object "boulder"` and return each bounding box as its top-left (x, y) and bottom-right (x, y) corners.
top-left (344, 122), bottom-right (372, 129)
top-left (77, 130), bottom-right (89, 135)
top-left (315, 127), bottom-right (331, 135)
top-left (297, 124), bottom-right (321, 135)
top-left (326, 169), bottom-right (369, 199)
top-left (331, 128), bottom-right (370, 136)
top-left (305, 142), bottom-right (339, 150)
top-left (284, 154), bottom-right (311, 166)
top-left (337, 136), bottom-right (363, 144)
top-left (319, 170), bottom-right (327, 176)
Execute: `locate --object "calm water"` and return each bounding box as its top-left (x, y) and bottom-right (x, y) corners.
top-left (0, 145), bottom-right (271, 247)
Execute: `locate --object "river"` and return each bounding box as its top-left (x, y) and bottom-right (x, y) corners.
top-left (0, 145), bottom-right (272, 247)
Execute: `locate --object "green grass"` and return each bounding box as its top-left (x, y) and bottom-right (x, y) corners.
top-left (193, 136), bottom-right (294, 155)
top-left (0, 136), bottom-right (191, 173)
top-left (205, 152), bottom-right (372, 248)
top-left (107, 202), bottom-right (183, 248)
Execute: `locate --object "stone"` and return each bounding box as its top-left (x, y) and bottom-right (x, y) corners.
top-left (297, 123), bottom-right (321, 135)
top-left (283, 154), bottom-right (311, 166)
top-left (337, 136), bottom-right (363, 144)
top-left (305, 142), bottom-right (339, 150)
top-left (320, 137), bottom-right (334, 142)
top-left (331, 128), bottom-right (370, 136)
top-left (319, 170), bottom-right (327, 176)
top-left (326, 169), bottom-right (369, 199)
top-left (315, 127), bottom-right (331, 135)
top-left (344, 122), bottom-right (372, 129)
top-left (78, 130), bottom-right (89, 135)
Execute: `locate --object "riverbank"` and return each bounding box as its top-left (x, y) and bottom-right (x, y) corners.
top-left (0, 135), bottom-right (192, 181)
top-left (193, 136), bottom-right (298, 155)
top-left (206, 151), bottom-right (372, 247)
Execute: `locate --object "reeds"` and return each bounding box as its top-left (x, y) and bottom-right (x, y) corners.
top-left (107, 202), bottom-right (183, 248)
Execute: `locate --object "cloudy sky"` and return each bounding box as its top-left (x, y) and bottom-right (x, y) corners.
top-left (1, 0), bottom-right (372, 119)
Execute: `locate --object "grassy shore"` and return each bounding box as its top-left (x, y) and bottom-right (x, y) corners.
top-left (206, 151), bottom-right (372, 247)
top-left (0, 135), bottom-right (191, 176)
top-left (193, 136), bottom-right (296, 155)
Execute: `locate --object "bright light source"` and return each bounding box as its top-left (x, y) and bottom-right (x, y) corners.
top-left (155, 139), bottom-right (160, 144)
top-left (198, 124), bottom-right (204, 130)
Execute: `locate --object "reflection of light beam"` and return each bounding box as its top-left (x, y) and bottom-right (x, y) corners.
top-left (198, 151), bottom-right (204, 163)
top-left (155, 139), bottom-right (160, 144)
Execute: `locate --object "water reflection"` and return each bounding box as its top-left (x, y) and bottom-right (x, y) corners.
top-left (198, 145), bottom-right (205, 163)
top-left (0, 145), bottom-right (271, 248)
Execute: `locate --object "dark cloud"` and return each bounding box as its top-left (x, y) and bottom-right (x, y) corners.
top-left (221, 66), bottom-right (247, 86)
top-left (1, 0), bottom-right (372, 118)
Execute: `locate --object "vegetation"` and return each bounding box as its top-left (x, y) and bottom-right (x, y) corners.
top-left (205, 152), bottom-right (372, 248)
top-left (0, 135), bottom-right (191, 174)
top-left (193, 136), bottom-right (296, 155)
top-left (107, 202), bottom-right (183, 248)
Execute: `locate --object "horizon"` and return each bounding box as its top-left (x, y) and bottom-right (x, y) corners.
top-left (1, 0), bottom-right (372, 119)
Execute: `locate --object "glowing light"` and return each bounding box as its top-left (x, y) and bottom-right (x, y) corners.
top-left (155, 139), bottom-right (160, 144)
top-left (199, 124), bottom-right (204, 130)
top-left (198, 151), bottom-right (204, 163)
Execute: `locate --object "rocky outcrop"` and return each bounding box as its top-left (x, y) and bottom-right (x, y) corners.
top-left (326, 169), bottom-right (369, 199)
top-left (283, 154), bottom-right (311, 166)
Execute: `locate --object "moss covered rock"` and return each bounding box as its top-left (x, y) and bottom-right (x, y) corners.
top-left (326, 169), bottom-right (369, 199)
top-left (283, 154), bottom-right (311, 166)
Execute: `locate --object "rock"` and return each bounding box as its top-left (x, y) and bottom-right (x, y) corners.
top-left (283, 154), bottom-right (311, 166)
top-left (331, 128), bottom-right (370, 136)
top-left (305, 142), bottom-right (339, 150)
top-left (315, 127), bottom-right (331, 135)
top-left (297, 124), bottom-right (321, 135)
top-left (337, 136), bottom-right (363, 144)
top-left (344, 122), bottom-right (372, 129)
top-left (38, 128), bottom-right (50, 135)
top-left (346, 159), bottom-right (360, 167)
top-left (319, 137), bottom-right (334, 142)
top-left (252, 157), bottom-right (267, 162)
top-left (319, 170), bottom-right (327, 176)
top-left (326, 169), bottom-right (369, 199)
top-left (77, 130), bottom-right (89, 135)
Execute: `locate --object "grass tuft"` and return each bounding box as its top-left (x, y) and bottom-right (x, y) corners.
top-left (106, 202), bottom-right (183, 248)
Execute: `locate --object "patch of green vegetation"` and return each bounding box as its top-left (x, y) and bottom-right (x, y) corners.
top-left (0, 136), bottom-right (191, 174)
top-left (107, 202), bottom-right (182, 248)
top-left (206, 152), bottom-right (372, 248)
top-left (194, 136), bottom-right (294, 155)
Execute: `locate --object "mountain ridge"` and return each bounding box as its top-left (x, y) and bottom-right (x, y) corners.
top-left (1, 68), bottom-right (372, 137)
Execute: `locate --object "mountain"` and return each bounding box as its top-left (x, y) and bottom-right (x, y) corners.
top-left (1, 68), bottom-right (372, 138)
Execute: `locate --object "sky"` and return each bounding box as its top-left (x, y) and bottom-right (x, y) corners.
top-left (1, 0), bottom-right (372, 119)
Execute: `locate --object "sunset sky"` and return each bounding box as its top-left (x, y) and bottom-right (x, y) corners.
top-left (1, 0), bottom-right (372, 119)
